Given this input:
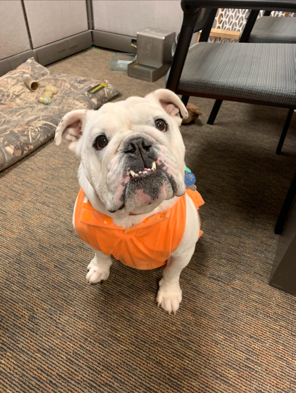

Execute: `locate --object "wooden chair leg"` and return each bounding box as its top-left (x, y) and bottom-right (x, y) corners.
top-left (207, 100), bottom-right (223, 125)
top-left (274, 170), bottom-right (296, 234)
top-left (276, 108), bottom-right (294, 155)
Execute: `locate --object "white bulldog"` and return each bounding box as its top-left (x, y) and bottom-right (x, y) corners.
top-left (55, 89), bottom-right (203, 314)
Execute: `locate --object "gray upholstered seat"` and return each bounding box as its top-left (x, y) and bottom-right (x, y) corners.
top-left (248, 16), bottom-right (296, 43)
top-left (178, 42), bottom-right (296, 107)
top-left (167, 1), bottom-right (296, 234)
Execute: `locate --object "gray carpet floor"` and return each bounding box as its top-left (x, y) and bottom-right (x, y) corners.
top-left (1, 48), bottom-right (296, 393)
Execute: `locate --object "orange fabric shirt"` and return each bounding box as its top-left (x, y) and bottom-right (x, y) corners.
top-left (74, 188), bottom-right (204, 270)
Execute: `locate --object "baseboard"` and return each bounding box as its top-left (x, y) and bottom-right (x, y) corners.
top-left (92, 30), bottom-right (137, 54)
top-left (0, 50), bottom-right (36, 77)
top-left (0, 30), bottom-right (137, 76)
top-left (35, 31), bottom-right (92, 66)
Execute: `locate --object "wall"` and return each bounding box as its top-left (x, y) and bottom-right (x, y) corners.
top-left (24, 0), bottom-right (88, 48)
top-left (93, 0), bottom-right (184, 37)
top-left (0, 1), bottom-right (31, 60)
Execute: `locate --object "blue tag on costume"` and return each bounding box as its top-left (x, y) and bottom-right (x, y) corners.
top-left (184, 168), bottom-right (196, 186)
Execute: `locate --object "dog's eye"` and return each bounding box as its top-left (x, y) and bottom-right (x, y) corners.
top-left (93, 135), bottom-right (108, 150)
top-left (154, 119), bottom-right (167, 132)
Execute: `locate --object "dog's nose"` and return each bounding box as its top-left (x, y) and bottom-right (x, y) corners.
top-left (124, 137), bottom-right (152, 155)
top-left (123, 137), bottom-right (156, 170)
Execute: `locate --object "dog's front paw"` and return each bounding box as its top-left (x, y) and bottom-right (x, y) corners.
top-left (86, 257), bottom-right (111, 284)
top-left (156, 279), bottom-right (182, 314)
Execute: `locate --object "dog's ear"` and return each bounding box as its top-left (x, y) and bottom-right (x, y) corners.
top-left (146, 89), bottom-right (188, 124)
top-left (55, 109), bottom-right (90, 153)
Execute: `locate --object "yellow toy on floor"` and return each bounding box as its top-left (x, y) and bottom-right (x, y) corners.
top-left (38, 85), bottom-right (58, 105)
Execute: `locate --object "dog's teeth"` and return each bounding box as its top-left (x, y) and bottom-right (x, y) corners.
top-left (147, 168), bottom-right (152, 172)
top-left (152, 162), bottom-right (156, 170)
top-left (139, 171), bottom-right (142, 174)
top-left (130, 170), bottom-right (136, 177)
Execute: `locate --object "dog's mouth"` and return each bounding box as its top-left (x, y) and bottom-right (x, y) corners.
top-left (106, 161), bottom-right (161, 214)
top-left (108, 162), bottom-right (179, 214)
top-left (129, 162), bottom-right (157, 179)
top-left (105, 143), bottom-right (185, 214)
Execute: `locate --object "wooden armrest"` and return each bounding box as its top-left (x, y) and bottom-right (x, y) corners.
top-left (209, 28), bottom-right (240, 40)
top-left (196, 28), bottom-right (240, 42)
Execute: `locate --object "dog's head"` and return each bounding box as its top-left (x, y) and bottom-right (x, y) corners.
top-left (55, 89), bottom-right (188, 215)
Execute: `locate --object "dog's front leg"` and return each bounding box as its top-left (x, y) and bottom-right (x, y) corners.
top-left (156, 246), bottom-right (195, 314)
top-left (86, 250), bottom-right (112, 284)
top-left (156, 194), bottom-right (201, 314)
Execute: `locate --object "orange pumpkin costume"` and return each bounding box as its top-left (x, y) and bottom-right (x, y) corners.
top-left (74, 188), bottom-right (204, 270)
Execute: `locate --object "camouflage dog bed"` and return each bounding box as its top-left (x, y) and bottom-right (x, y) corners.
top-left (0, 58), bottom-right (120, 172)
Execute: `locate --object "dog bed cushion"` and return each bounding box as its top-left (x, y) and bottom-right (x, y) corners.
top-left (0, 58), bottom-right (120, 172)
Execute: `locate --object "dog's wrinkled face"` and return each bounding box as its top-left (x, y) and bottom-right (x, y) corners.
top-left (55, 89), bottom-right (188, 215)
